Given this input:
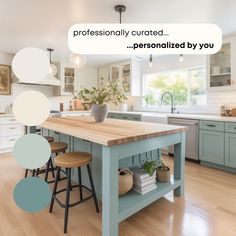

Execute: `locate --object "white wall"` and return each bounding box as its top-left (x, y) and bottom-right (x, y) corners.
top-left (77, 66), bottom-right (98, 90)
top-left (126, 54), bottom-right (236, 115)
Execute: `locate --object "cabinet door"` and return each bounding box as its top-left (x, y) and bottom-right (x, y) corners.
top-left (110, 66), bottom-right (120, 82)
top-left (225, 133), bottom-right (236, 168)
top-left (121, 63), bottom-right (131, 93)
top-left (61, 66), bottom-right (76, 95)
top-left (98, 66), bottom-right (110, 87)
top-left (199, 130), bottom-right (224, 165)
top-left (207, 36), bottom-right (236, 91)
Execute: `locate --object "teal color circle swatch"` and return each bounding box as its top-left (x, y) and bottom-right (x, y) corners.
top-left (13, 177), bottom-right (52, 212)
top-left (13, 134), bottom-right (51, 169)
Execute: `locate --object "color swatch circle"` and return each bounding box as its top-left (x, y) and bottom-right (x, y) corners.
top-left (13, 91), bottom-right (50, 126)
top-left (13, 134), bottom-right (51, 169)
top-left (13, 177), bottom-right (51, 212)
top-left (12, 47), bottom-right (50, 83)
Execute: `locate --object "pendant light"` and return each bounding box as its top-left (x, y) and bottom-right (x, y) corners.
top-left (69, 54), bottom-right (86, 68)
top-left (149, 54), bottom-right (153, 68)
top-left (47, 48), bottom-right (57, 76)
top-left (179, 54), bottom-right (184, 62)
top-left (114, 5), bottom-right (126, 24)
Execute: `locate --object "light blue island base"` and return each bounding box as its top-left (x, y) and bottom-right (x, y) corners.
top-left (42, 128), bottom-right (185, 236)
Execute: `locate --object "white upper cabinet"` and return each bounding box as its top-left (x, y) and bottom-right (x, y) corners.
top-left (99, 59), bottom-right (141, 96)
top-left (54, 62), bottom-right (77, 96)
top-left (207, 36), bottom-right (236, 91)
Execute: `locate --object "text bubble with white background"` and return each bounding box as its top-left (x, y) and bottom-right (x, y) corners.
top-left (68, 24), bottom-right (222, 55)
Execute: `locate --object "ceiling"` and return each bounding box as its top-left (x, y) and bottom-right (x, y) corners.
top-left (1, 0), bottom-right (236, 67)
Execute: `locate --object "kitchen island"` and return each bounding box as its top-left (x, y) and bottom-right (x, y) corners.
top-left (41, 117), bottom-right (187, 236)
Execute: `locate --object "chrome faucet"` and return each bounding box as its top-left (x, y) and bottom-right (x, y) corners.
top-left (161, 92), bottom-right (176, 114)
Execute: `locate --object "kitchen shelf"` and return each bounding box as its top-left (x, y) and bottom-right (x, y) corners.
top-left (118, 175), bottom-right (181, 222)
top-left (210, 73), bottom-right (231, 77)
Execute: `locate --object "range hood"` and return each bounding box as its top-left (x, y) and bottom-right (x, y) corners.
top-left (18, 74), bottom-right (61, 86)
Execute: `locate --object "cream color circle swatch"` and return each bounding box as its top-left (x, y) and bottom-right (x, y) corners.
top-left (12, 47), bottom-right (50, 83)
top-left (13, 91), bottom-right (50, 126)
top-left (13, 134), bottom-right (51, 169)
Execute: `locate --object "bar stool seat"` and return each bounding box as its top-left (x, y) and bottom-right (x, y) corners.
top-left (49, 151), bottom-right (99, 233)
top-left (44, 136), bottom-right (54, 143)
top-left (50, 142), bottom-right (68, 154)
top-left (54, 152), bottom-right (91, 168)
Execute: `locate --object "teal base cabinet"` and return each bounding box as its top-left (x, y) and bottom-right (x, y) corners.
top-left (225, 133), bottom-right (236, 168)
top-left (199, 129), bottom-right (224, 165)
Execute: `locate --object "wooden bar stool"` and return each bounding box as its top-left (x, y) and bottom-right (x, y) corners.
top-left (24, 136), bottom-right (55, 178)
top-left (49, 152), bottom-right (99, 233)
top-left (25, 141), bottom-right (68, 184)
top-left (43, 142), bottom-right (68, 183)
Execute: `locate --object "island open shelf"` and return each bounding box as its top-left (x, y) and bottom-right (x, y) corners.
top-left (118, 176), bottom-right (181, 222)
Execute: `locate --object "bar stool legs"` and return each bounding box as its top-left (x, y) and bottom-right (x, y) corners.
top-left (64, 168), bottom-right (71, 233)
top-left (49, 161), bottom-right (99, 234)
top-left (78, 167), bottom-right (83, 200)
top-left (49, 167), bottom-right (61, 213)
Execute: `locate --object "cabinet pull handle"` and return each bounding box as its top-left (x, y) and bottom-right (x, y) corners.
top-left (9, 138), bottom-right (16, 141)
top-left (206, 124), bottom-right (216, 127)
top-left (233, 127), bottom-right (236, 129)
top-left (10, 127), bottom-right (17, 129)
top-left (54, 131), bottom-right (60, 134)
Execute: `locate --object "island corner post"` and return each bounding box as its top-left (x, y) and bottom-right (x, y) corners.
top-left (39, 117), bottom-right (186, 236)
top-left (101, 131), bottom-right (186, 236)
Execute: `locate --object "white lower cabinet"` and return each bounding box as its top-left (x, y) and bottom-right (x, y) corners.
top-left (0, 116), bottom-right (25, 154)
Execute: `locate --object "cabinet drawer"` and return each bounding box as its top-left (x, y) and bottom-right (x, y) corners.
top-left (0, 135), bottom-right (21, 149)
top-left (0, 124), bottom-right (25, 137)
top-left (107, 113), bottom-right (121, 119)
top-left (0, 116), bottom-right (18, 125)
top-left (225, 122), bottom-right (236, 133)
top-left (199, 120), bottom-right (224, 132)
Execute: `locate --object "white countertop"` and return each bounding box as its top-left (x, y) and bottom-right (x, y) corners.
top-left (109, 110), bottom-right (236, 122)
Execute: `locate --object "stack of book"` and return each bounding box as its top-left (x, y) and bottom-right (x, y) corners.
top-left (132, 168), bottom-right (157, 195)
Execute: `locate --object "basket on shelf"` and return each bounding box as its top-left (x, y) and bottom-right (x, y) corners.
top-left (118, 168), bottom-right (133, 196)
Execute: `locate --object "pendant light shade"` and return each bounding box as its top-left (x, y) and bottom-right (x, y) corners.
top-left (49, 63), bottom-right (57, 76)
top-left (179, 54), bottom-right (184, 62)
top-left (69, 54), bottom-right (86, 68)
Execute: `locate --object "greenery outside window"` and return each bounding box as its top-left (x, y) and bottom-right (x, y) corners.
top-left (143, 68), bottom-right (206, 107)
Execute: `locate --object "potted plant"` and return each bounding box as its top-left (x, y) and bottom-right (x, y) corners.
top-left (156, 159), bottom-right (170, 182)
top-left (143, 160), bottom-right (157, 176)
top-left (143, 159), bottom-right (170, 182)
top-left (76, 80), bottom-right (127, 122)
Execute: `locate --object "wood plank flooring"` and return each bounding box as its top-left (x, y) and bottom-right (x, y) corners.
top-left (0, 153), bottom-right (236, 236)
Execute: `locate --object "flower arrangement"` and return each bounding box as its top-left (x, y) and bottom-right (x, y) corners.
top-left (75, 79), bottom-right (127, 107)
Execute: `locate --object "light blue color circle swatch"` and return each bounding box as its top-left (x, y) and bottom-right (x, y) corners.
top-left (13, 177), bottom-right (52, 212)
top-left (13, 134), bottom-right (51, 169)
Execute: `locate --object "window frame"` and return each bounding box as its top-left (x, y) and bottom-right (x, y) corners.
top-left (142, 66), bottom-right (207, 109)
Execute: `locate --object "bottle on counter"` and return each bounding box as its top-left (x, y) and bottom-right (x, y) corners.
top-left (60, 102), bottom-right (64, 112)
top-left (220, 105), bottom-right (226, 116)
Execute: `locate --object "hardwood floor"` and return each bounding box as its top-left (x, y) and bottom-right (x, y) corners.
top-left (0, 153), bottom-right (236, 236)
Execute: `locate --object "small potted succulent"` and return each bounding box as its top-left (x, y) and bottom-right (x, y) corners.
top-left (76, 79), bottom-right (127, 122)
top-left (156, 159), bottom-right (170, 182)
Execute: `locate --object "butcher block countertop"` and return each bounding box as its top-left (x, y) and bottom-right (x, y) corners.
top-left (42, 117), bottom-right (187, 146)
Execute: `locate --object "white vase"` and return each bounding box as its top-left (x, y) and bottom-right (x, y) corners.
top-left (91, 104), bottom-right (108, 122)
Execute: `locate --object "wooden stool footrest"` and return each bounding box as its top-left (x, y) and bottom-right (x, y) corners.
top-left (53, 184), bottom-right (94, 208)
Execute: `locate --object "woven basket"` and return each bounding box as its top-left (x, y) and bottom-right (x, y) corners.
top-left (118, 168), bottom-right (133, 196)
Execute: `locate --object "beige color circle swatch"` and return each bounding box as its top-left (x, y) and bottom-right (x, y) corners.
top-left (13, 91), bottom-right (50, 126)
top-left (12, 47), bottom-right (50, 83)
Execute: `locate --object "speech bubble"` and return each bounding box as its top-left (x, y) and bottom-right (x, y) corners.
top-left (68, 24), bottom-right (222, 55)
